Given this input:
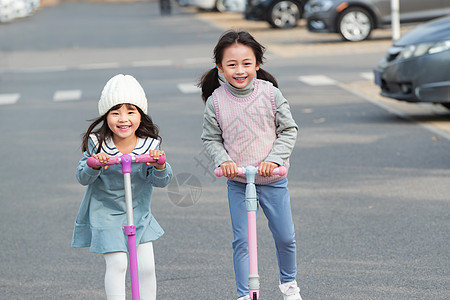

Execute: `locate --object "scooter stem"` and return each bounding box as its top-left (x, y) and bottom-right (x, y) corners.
top-left (244, 166), bottom-right (257, 211)
top-left (121, 154), bottom-right (140, 300)
top-left (245, 166), bottom-right (260, 299)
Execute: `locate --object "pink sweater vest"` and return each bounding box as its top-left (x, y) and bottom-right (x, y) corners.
top-left (213, 79), bottom-right (288, 184)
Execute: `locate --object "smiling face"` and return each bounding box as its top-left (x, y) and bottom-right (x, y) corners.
top-left (106, 103), bottom-right (141, 144)
top-left (217, 43), bottom-right (260, 89)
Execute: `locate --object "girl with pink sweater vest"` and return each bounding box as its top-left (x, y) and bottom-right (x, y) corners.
top-left (199, 30), bottom-right (302, 300)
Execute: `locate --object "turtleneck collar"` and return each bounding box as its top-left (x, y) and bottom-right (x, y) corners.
top-left (225, 78), bottom-right (255, 98)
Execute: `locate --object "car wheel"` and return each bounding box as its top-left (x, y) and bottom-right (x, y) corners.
top-left (337, 7), bottom-right (373, 42)
top-left (268, 0), bottom-right (301, 29)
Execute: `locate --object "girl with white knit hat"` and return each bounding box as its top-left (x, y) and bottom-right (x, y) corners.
top-left (72, 74), bottom-right (172, 300)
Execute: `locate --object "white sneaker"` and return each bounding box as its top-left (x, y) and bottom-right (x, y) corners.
top-left (279, 280), bottom-right (302, 300)
top-left (237, 296), bottom-right (250, 300)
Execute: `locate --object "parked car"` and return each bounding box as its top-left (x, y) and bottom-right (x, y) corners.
top-left (374, 16), bottom-right (450, 110)
top-left (0, 0), bottom-right (40, 23)
top-left (245, 0), bottom-right (309, 28)
top-left (304, 0), bottom-right (450, 42)
top-left (186, 0), bottom-right (245, 12)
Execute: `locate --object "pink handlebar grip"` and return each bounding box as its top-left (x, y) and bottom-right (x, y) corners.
top-left (214, 167), bottom-right (245, 177)
top-left (274, 166), bottom-right (287, 176)
top-left (86, 155), bottom-right (166, 168)
top-left (135, 154), bottom-right (166, 165)
top-left (214, 166), bottom-right (286, 177)
top-left (87, 156), bottom-right (120, 168)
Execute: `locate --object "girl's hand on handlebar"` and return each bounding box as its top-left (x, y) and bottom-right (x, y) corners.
top-left (147, 150), bottom-right (166, 170)
top-left (220, 161), bottom-right (238, 179)
top-left (91, 153), bottom-right (110, 170)
top-left (258, 161), bottom-right (278, 177)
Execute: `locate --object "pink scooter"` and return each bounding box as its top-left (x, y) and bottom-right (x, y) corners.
top-left (215, 165), bottom-right (287, 300)
top-left (87, 154), bottom-right (166, 300)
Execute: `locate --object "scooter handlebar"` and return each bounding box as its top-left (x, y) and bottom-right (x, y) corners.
top-left (214, 167), bottom-right (246, 177)
top-left (87, 156), bottom-right (120, 168)
top-left (86, 154), bottom-right (166, 168)
top-left (135, 154), bottom-right (166, 165)
top-left (214, 166), bottom-right (286, 177)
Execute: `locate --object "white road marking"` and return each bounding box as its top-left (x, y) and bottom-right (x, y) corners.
top-left (14, 66), bottom-right (69, 73)
top-left (177, 83), bottom-right (200, 94)
top-left (131, 60), bottom-right (173, 67)
top-left (3, 56), bottom-right (217, 74)
top-left (0, 93), bottom-right (20, 105)
top-left (299, 75), bottom-right (337, 86)
top-left (360, 72), bottom-right (374, 81)
top-left (53, 90), bottom-right (82, 102)
top-left (78, 62), bottom-right (120, 70)
top-left (184, 57), bottom-right (212, 65)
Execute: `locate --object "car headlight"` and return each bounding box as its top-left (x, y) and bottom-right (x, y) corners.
top-left (398, 40), bottom-right (450, 59)
top-left (429, 40), bottom-right (450, 54)
top-left (306, 0), bottom-right (334, 13)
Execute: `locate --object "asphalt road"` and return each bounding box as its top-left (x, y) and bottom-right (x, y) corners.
top-left (0, 1), bottom-right (449, 299)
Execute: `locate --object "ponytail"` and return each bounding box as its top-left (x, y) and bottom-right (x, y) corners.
top-left (257, 68), bottom-right (278, 88)
top-left (198, 67), bottom-right (223, 104)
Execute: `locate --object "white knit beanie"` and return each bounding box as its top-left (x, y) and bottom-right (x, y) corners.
top-left (98, 74), bottom-right (148, 116)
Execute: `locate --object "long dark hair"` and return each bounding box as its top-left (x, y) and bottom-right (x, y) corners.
top-left (81, 103), bottom-right (161, 155)
top-left (198, 30), bottom-right (278, 103)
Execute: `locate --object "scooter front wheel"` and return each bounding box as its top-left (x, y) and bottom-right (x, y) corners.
top-left (252, 292), bottom-right (257, 300)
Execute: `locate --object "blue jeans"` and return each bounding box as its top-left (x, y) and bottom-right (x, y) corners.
top-left (227, 178), bottom-right (297, 297)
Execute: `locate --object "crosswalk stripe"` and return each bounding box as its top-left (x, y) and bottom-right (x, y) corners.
top-left (177, 83), bottom-right (200, 94)
top-left (0, 93), bottom-right (20, 105)
top-left (53, 90), bottom-right (82, 102)
top-left (299, 75), bottom-right (337, 86)
top-left (360, 72), bottom-right (374, 81)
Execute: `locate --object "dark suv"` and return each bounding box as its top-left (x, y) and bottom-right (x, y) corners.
top-left (304, 0), bottom-right (450, 41)
top-left (245, 0), bottom-right (309, 29)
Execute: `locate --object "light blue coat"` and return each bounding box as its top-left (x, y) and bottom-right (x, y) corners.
top-left (71, 136), bottom-right (172, 254)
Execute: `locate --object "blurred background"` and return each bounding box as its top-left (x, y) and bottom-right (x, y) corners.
top-left (1, 0), bottom-right (449, 299)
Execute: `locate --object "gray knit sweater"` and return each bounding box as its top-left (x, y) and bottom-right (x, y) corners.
top-left (201, 79), bottom-right (298, 168)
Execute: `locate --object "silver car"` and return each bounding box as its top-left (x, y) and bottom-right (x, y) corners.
top-left (374, 16), bottom-right (450, 109)
top-left (304, 0), bottom-right (450, 42)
